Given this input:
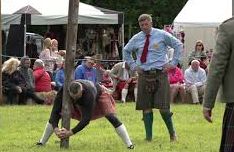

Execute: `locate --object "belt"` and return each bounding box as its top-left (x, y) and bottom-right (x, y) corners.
top-left (143, 69), bottom-right (162, 74)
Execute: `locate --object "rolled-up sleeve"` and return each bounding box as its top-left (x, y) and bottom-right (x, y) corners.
top-left (164, 32), bottom-right (183, 66)
top-left (123, 36), bottom-right (138, 71)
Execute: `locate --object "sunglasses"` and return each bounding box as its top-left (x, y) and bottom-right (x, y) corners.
top-left (196, 44), bottom-right (202, 46)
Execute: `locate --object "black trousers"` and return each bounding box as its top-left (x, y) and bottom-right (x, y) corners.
top-left (19, 89), bottom-right (44, 104)
top-left (5, 89), bottom-right (19, 105)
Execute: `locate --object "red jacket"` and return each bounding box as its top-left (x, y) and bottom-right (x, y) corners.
top-left (168, 67), bottom-right (184, 84)
top-left (33, 67), bottom-right (52, 92)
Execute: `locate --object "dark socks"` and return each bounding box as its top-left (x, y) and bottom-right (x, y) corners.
top-left (160, 111), bottom-right (175, 136)
top-left (143, 112), bottom-right (153, 141)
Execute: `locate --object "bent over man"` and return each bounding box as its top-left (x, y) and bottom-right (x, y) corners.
top-left (37, 79), bottom-right (134, 149)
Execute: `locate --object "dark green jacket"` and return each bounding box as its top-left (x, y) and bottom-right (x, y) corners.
top-left (203, 17), bottom-right (234, 109)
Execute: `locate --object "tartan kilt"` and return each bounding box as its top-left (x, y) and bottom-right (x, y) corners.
top-left (136, 70), bottom-right (170, 110)
top-left (220, 103), bottom-right (234, 152)
top-left (114, 80), bottom-right (136, 100)
top-left (71, 92), bottom-right (116, 120)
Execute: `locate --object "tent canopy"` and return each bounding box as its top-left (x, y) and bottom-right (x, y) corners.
top-left (174, 0), bottom-right (232, 27)
top-left (2, 0), bottom-right (123, 29)
top-left (173, 0), bottom-right (232, 68)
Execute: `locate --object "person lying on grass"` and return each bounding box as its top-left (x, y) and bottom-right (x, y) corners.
top-left (37, 79), bottom-right (134, 149)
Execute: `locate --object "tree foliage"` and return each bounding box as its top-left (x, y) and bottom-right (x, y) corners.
top-left (81, 0), bottom-right (187, 26)
top-left (81, 0), bottom-right (188, 36)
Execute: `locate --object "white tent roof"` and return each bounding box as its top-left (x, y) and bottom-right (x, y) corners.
top-left (1, 0), bottom-right (122, 29)
top-left (174, 0), bottom-right (232, 27)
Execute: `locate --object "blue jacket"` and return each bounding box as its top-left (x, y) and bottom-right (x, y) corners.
top-left (74, 64), bottom-right (97, 84)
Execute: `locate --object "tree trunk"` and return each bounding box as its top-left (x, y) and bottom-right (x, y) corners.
top-left (60, 0), bottom-right (79, 148)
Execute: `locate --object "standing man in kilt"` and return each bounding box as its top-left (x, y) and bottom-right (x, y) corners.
top-left (203, 17), bottom-right (234, 152)
top-left (37, 80), bottom-right (134, 149)
top-left (123, 14), bottom-right (183, 141)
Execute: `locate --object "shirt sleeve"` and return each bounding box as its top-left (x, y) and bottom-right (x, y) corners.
top-left (123, 36), bottom-right (138, 70)
top-left (55, 70), bottom-right (63, 87)
top-left (164, 32), bottom-right (183, 66)
top-left (74, 66), bottom-right (84, 80)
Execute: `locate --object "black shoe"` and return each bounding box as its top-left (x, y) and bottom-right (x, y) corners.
top-left (128, 145), bottom-right (134, 149)
top-left (170, 133), bottom-right (178, 142)
top-left (36, 142), bottom-right (43, 146)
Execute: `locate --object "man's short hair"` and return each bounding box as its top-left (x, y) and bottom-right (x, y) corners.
top-left (138, 14), bottom-right (152, 22)
top-left (20, 56), bottom-right (30, 65)
top-left (84, 56), bottom-right (95, 64)
top-left (69, 81), bottom-right (82, 95)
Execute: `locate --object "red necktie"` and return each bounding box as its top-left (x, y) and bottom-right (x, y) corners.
top-left (140, 34), bottom-right (150, 63)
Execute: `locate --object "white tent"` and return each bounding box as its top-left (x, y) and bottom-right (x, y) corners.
top-left (1, 0), bottom-right (123, 30)
top-left (173, 0), bottom-right (232, 61)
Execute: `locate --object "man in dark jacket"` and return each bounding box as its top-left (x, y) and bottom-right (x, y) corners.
top-left (18, 56), bottom-right (44, 104)
top-left (37, 80), bottom-right (134, 149)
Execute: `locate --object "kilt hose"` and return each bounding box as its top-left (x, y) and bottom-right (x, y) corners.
top-left (220, 103), bottom-right (234, 152)
top-left (136, 69), bottom-right (170, 110)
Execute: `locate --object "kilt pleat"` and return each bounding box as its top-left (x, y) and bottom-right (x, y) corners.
top-left (220, 103), bottom-right (234, 152)
top-left (71, 92), bottom-right (116, 120)
top-left (136, 71), bottom-right (170, 110)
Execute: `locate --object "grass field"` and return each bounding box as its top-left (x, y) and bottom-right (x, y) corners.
top-left (0, 102), bottom-right (224, 152)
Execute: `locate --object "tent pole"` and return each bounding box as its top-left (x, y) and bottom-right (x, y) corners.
top-left (24, 13), bottom-right (26, 56)
top-left (121, 23), bottom-right (124, 48)
top-left (121, 13), bottom-right (124, 58)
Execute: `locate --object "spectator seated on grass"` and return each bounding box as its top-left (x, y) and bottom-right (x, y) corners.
top-left (74, 56), bottom-right (97, 84)
top-left (167, 64), bottom-right (186, 103)
top-left (110, 62), bottom-right (138, 103)
top-left (33, 59), bottom-right (55, 105)
top-left (2, 57), bottom-right (27, 105)
top-left (188, 40), bottom-right (209, 73)
top-left (100, 70), bottom-right (114, 90)
top-left (184, 60), bottom-right (207, 104)
top-left (54, 60), bottom-right (65, 91)
top-left (18, 56), bottom-right (44, 104)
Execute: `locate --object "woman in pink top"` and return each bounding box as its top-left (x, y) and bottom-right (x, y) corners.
top-left (39, 38), bottom-right (57, 79)
top-left (33, 59), bottom-right (52, 92)
top-left (167, 66), bottom-right (185, 103)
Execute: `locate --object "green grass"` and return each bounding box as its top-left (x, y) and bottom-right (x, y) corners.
top-left (0, 102), bottom-right (224, 152)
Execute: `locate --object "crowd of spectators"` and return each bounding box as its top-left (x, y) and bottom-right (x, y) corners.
top-left (2, 37), bottom-right (213, 105)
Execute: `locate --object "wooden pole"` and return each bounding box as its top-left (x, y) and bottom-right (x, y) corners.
top-left (0, 0), bottom-right (3, 105)
top-left (60, 0), bottom-right (79, 148)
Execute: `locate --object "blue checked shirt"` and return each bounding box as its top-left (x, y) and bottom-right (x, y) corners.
top-left (123, 28), bottom-right (183, 71)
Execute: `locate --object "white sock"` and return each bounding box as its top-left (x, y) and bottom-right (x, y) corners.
top-left (121, 89), bottom-right (128, 103)
top-left (115, 124), bottom-right (133, 147)
top-left (39, 122), bottom-right (54, 145)
top-left (190, 85), bottom-right (199, 103)
top-left (134, 87), bottom-right (137, 102)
